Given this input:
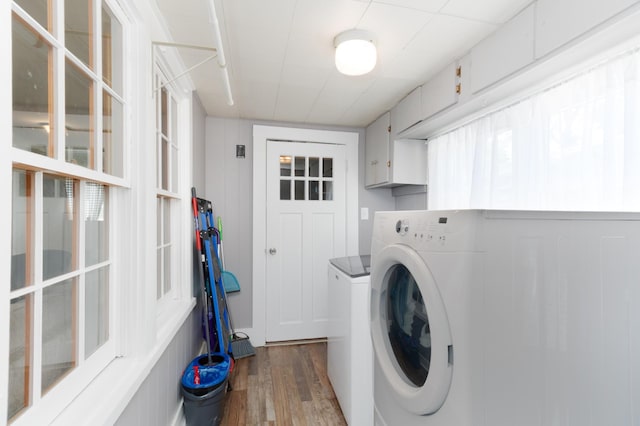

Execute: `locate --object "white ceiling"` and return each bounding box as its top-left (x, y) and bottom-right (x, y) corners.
top-left (154, 0), bottom-right (532, 128)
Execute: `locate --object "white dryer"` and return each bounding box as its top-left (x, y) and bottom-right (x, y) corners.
top-left (370, 209), bottom-right (640, 426)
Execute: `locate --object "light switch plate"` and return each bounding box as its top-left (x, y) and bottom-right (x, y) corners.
top-left (360, 207), bottom-right (369, 220)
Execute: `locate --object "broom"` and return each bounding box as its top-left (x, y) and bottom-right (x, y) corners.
top-left (216, 218), bottom-right (256, 359)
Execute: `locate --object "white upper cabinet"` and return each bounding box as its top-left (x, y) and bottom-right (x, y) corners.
top-left (421, 62), bottom-right (460, 120)
top-left (365, 112), bottom-right (391, 187)
top-left (470, 4), bottom-right (535, 93)
top-left (390, 87), bottom-right (422, 139)
top-left (535, 0), bottom-right (639, 58)
top-left (365, 112), bottom-right (428, 188)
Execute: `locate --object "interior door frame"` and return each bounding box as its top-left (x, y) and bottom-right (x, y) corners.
top-left (252, 125), bottom-right (359, 346)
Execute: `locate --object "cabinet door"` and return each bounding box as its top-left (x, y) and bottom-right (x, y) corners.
top-left (421, 62), bottom-right (459, 119)
top-left (390, 139), bottom-right (428, 186)
top-left (535, 0), bottom-right (638, 58)
top-left (470, 4), bottom-right (534, 93)
top-left (391, 87), bottom-right (422, 139)
top-left (365, 112), bottom-right (390, 187)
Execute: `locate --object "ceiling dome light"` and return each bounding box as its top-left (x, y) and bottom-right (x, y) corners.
top-left (334, 29), bottom-right (377, 76)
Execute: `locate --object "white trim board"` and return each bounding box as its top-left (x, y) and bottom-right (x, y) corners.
top-left (251, 125), bottom-right (359, 347)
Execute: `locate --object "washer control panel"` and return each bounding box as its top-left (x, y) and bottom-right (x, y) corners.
top-left (392, 215), bottom-right (451, 248)
top-left (373, 210), bottom-right (478, 253)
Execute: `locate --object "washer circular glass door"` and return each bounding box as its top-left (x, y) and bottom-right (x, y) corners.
top-left (370, 243), bottom-right (453, 415)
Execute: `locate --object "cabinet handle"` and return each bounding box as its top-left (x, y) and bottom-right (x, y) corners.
top-left (387, 160), bottom-right (391, 168)
top-left (456, 83), bottom-right (461, 94)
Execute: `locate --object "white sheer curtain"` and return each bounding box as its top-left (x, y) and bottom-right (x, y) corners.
top-left (428, 48), bottom-right (640, 211)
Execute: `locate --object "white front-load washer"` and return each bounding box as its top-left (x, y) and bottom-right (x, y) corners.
top-left (370, 209), bottom-right (640, 426)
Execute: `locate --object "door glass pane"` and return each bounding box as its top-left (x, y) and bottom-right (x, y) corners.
top-left (9, 294), bottom-right (33, 421)
top-left (280, 156), bottom-right (291, 176)
top-left (309, 157), bottom-right (319, 177)
top-left (12, 16), bottom-right (53, 157)
top-left (85, 183), bottom-right (108, 266)
top-left (43, 175), bottom-right (76, 280)
top-left (323, 158), bottom-right (333, 177)
top-left (323, 181), bottom-right (333, 201)
top-left (65, 59), bottom-right (93, 168)
top-left (12, 170), bottom-right (34, 291)
top-left (280, 180), bottom-right (291, 200)
top-left (15, 0), bottom-right (51, 32)
top-left (309, 181), bottom-right (319, 200)
top-left (295, 180), bottom-right (305, 200)
top-left (386, 264), bottom-right (430, 387)
top-left (294, 157), bottom-right (305, 177)
top-left (85, 267), bottom-right (109, 358)
top-left (65, 0), bottom-right (92, 68)
top-left (42, 278), bottom-right (77, 393)
top-left (102, 90), bottom-right (123, 177)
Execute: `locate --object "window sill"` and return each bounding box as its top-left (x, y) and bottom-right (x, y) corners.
top-left (49, 297), bottom-right (196, 426)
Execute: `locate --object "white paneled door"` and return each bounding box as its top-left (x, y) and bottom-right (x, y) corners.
top-left (265, 140), bottom-right (346, 342)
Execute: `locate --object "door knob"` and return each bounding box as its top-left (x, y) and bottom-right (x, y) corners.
top-left (269, 248), bottom-right (277, 255)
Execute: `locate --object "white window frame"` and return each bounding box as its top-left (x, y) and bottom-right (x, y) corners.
top-left (6, 0), bottom-right (128, 424)
top-left (152, 53), bottom-right (193, 331)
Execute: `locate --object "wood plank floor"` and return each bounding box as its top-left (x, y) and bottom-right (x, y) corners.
top-left (221, 341), bottom-right (347, 426)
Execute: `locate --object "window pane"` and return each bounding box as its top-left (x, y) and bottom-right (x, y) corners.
top-left (295, 180), bottom-right (305, 200)
top-left (65, 59), bottom-right (93, 168)
top-left (12, 16), bottom-right (53, 157)
top-left (42, 279), bottom-right (77, 393)
top-left (309, 181), bottom-right (319, 200)
top-left (156, 249), bottom-right (162, 299)
top-left (161, 138), bottom-right (169, 190)
top-left (171, 98), bottom-right (178, 142)
top-left (102, 90), bottom-right (123, 177)
top-left (323, 181), bottom-right (333, 201)
top-left (101, 5), bottom-right (122, 92)
top-left (309, 157), bottom-right (319, 177)
top-left (294, 157), bottom-right (305, 177)
top-left (85, 267), bottom-right (109, 358)
top-left (156, 197), bottom-right (162, 243)
top-left (161, 87), bottom-right (168, 137)
top-left (9, 294), bottom-right (33, 421)
top-left (65, 0), bottom-right (92, 68)
top-left (280, 180), bottom-right (291, 200)
top-left (171, 145), bottom-right (178, 193)
top-left (280, 156), bottom-right (291, 176)
top-left (163, 247), bottom-right (171, 295)
top-left (85, 183), bottom-right (108, 266)
top-left (12, 170), bottom-right (34, 291)
top-left (323, 158), bottom-right (333, 177)
top-left (15, 0), bottom-right (51, 32)
top-left (43, 175), bottom-right (75, 280)
top-left (163, 199), bottom-right (171, 244)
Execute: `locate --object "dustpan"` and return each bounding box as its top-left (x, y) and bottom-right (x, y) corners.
top-left (221, 270), bottom-right (241, 293)
top-left (216, 217), bottom-right (241, 293)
